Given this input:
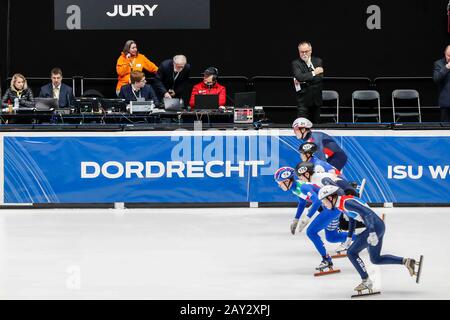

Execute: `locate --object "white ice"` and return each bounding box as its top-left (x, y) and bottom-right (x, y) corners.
top-left (0, 207), bottom-right (448, 300)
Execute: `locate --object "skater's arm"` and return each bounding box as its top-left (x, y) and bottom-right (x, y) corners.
top-left (347, 217), bottom-right (356, 238)
top-left (294, 198), bottom-right (307, 220)
top-left (306, 191), bottom-right (321, 219)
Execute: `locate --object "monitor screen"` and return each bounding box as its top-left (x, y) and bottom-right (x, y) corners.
top-left (101, 98), bottom-right (127, 113)
top-left (234, 92), bottom-right (256, 109)
top-left (74, 97), bottom-right (100, 113)
top-left (194, 94), bottom-right (219, 110)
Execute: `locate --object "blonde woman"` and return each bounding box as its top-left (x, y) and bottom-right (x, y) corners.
top-left (2, 73), bottom-right (35, 109)
top-left (116, 40), bottom-right (158, 95)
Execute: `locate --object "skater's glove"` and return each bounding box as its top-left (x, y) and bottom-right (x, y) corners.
top-left (343, 237), bottom-right (353, 249)
top-left (367, 232), bottom-right (379, 246)
top-left (290, 219), bottom-right (299, 235)
top-left (297, 216), bottom-right (311, 233)
top-left (336, 237), bottom-right (353, 253)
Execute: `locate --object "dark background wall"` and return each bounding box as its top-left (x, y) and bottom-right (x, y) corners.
top-left (3, 0), bottom-right (449, 79)
top-left (0, 0), bottom-right (8, 90)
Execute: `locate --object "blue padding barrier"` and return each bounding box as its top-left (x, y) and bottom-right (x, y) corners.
top-left (2, 130), bottom-right (449, 204)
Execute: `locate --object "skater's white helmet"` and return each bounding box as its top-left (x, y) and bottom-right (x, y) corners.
top-left (318, 185), bottom-right (341, 200)
top-left (292, 117), bottom-right (313, 129)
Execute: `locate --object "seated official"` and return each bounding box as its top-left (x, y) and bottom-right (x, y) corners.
top-left (152, 55), bottom-right (191, 101)
top-left (39, 67), bottom-right (75, 108)
top-left (118, 71), bottom-right (159, 106)
top-left (189, 67), bottom-right (226, 109)
top-left (1, 73), bottom-right (34, 109)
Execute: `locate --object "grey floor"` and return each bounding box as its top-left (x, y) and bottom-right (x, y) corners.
top-left (0, 207), bottom-right (448, 300)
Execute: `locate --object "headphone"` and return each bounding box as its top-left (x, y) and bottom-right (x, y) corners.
top-left (203, 67), bottom-right (219, 82)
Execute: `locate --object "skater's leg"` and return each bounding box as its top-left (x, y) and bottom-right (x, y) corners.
top-left (306, 209), bottom-right (338, 257)
top-left (325, 228), bottom-right (349, 243)
top-left (347, 229), bottom-right (370, 279)
top-left (368, 220), bottom-right (403, 265)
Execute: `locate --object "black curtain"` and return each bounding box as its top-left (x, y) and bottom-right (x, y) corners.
top-left (0, 0), bottom-right (9, 93)
top-left (6, 0), bottom-right (450, 80)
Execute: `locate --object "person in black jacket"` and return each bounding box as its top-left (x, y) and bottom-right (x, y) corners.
top-left (292, 41), bottom-right (324, 124)
top-left (433, 45), bottom-right (450, 122)
top-left (152, 55), bottom-right (190, 102)
top-left (1, 73), bottom-right (34, 109)
top-left (119, 71), bottom-right (159, 106)
top-left (39, 67), bottom-right (75, 108)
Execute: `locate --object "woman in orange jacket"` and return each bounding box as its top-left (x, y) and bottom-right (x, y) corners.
top-left (116, 40), bottom-right (158, 95)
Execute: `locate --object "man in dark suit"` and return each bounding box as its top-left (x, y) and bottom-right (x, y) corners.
top-left (39, 67), bottom-right (75, 108)
top-left (119, 70), bottom-right (159, 106)
top-left (152, 55), bottom-right (191, 102)
top-left (433, 45), bottom-right (450, 122)
top-left (292, 41), bottom-right (324, 124)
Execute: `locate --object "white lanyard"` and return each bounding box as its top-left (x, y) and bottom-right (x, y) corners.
top-left (131, 86), bottom-right (142, 100)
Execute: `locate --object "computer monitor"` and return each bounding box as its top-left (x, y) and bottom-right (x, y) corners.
top-left (74, 97), bottom-right (100, 114)
top-left (164, 98), bottom-right (183, 111)
top-left (34, 97), bottom-right (58, 111)
top-left (234, 92), bottom-right (256, 109)
top-left (101, 98), bottom-right (127, 113)
top-left (194, 94), bottom-right (219, 110)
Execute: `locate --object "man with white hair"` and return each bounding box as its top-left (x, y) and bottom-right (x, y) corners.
top-left (292, 41), bottom-right (324, 123)
top-left (152, 55), bottom-right (191, 102)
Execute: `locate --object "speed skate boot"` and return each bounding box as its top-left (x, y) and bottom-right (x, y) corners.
top-left (332, 242), bottom-right (349, 259)
top-left (404, 256), bottom-right (424, 283)
top-left (351, 278), bottom-right (380, 298)
top-left (404, 258), bottom-right (416, 276)
top-left (314, 255), bottom-right (341, 276)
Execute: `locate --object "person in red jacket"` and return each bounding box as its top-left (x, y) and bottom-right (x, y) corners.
top-left (189, 67), bottom-right (226, 109)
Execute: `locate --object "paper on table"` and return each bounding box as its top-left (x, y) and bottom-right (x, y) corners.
top-left (294, 78), bottom-right (301, 92)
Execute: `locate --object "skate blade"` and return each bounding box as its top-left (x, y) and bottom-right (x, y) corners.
top-left (314, 268), bottom-right (341, 277)
top-left (351, 291), bottom-right (381, 298)
top-left (331, 253), bottom-right (347, 259)
top-left (416, 255), bottom-right (424, 284)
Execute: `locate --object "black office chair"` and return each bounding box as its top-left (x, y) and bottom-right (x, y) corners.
top-left (351, 90), bottom-right (381, 123)
top-left (321, 90), bottom-right (339, 123)
top-left (392, 89), bottom-right (421, 123)
top-left (82, 89), bottom-right (104, 98)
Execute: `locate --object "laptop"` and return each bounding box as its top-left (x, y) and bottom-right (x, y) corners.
top-left (234, 92), bottom-right (256, 109)
top-left (34, 97), bottom-right (58, 111)
top-left (194, 94), bottom-right (219, 110)
top-left (164, 98), bottom-right (183, 111)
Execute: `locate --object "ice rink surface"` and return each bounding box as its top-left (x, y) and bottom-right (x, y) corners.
top-left (0, 206), bottom-right (448, 300)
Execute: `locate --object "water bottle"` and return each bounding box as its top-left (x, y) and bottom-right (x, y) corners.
top-left (13, 97), bottom-right (19, 112)
top-left (149, 100), bottom-right (155, 111)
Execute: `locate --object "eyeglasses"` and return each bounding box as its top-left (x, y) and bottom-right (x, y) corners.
top-left (299, 50), bottom-right (311, 54)
top-left (139, 79), bottom-right (147, 83)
